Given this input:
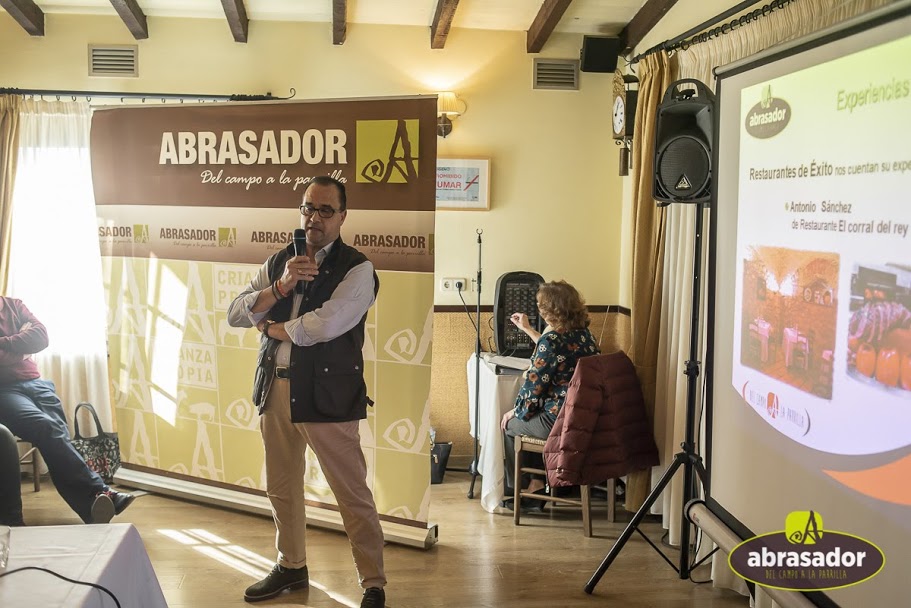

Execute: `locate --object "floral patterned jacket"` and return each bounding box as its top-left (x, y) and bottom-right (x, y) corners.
top-left (513, 327), bottom-right (600, 420)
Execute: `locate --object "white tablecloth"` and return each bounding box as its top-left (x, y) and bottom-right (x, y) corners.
top-left (783, 327), bottom-right (808, 368)
top-left (467, 354), bottom-right (525, 513)
top-left (749, 319), bottom-right (771, 362)
top-left (0, 523), bottom-right (167, 608)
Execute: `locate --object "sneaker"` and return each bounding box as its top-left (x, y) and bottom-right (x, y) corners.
top-left (360, 587), bottom-right (385, 608)
top-left (90, 493), bottom-right (115, 524)
top-left (244, 564), bottom-right (308, 602)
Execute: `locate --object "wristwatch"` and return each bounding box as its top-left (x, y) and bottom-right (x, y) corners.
top-left (260, 319), bottom-right (276, 337)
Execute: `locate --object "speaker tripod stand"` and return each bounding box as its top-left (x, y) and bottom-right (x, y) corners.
top-left (467, 229), bottom-right (483, 499)
top-left (586, 203), bottom-right (713, 592)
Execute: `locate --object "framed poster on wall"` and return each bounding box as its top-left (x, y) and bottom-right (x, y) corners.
top-left (436, 158), bottom-right (490, 210)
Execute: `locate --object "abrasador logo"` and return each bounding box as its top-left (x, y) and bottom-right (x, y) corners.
top-left (729, 511), bottom-right (884, 591)
top-left (745, 85), bottom-right (791, 139)
top-left (97, 224), bottom-right (149, 243)
top-left (218, 227), bottom-right (237, 247)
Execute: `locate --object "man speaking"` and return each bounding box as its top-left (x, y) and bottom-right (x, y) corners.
top-left (227, 176), bottom-right (385, 607)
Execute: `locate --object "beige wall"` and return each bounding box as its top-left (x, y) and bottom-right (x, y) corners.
top-left (0, 12), bottom-right (624, 308)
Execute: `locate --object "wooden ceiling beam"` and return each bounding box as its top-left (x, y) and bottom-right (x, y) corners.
top-left (430, 0), bottom-right (460, 50)
top-left (0, 0), bottom-right (44, 36)
top-left (620, 0), bottom-right (681, 53)
top-left (332, 0), bottom-right (347, 45)
top-left (220, 0), bottom-right (249, 43)
top-left (526, 0), bottom-right (573, 53)
top-left (109, 0), bottom-right (148, 40)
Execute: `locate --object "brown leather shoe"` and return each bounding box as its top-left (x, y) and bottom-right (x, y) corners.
top-left (244, 564), bottom-right (308, 602)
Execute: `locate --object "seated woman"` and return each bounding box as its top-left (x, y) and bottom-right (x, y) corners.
top-left (501, 280), bottom-right (600, 508)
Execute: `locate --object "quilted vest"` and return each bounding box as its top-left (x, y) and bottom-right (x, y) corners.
top-left (251, 238), bottom-right (379, 422)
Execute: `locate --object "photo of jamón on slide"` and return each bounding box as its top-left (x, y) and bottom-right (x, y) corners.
top-left (846, 264), bottom-right (911, 396)
top-left (740, 247), bottom-right (839, 398)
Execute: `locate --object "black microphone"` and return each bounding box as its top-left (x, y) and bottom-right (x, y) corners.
top-left (293, 228), bottom-right (307, 294)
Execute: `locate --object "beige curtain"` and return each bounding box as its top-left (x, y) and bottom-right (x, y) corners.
top-left (0, 95), bottom-right (21, 295)
top-left (7, 100), bottom-right (114, 435)
top-left (625, 51), bottom-right (678, 510)
top-left (676, 0), bottom-right (895, 86)
top-left (657, 0), bottom-right (896, 603)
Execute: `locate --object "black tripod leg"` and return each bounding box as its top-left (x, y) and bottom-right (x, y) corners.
top-left (467, 460), bottom-right (478, 499)
top-left (693, 459), bottom-right (709, 489)
top-left (585, 453), bottom-right (686, 594)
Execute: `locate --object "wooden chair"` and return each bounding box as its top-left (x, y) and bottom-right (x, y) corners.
top-left (513, 434), bottom-right (615, 537)
top-left (791, 334), bottom-right (809, 371)
top-left (766, 324), bottom-right (778, 362)
top-left (16, 439), bottom-right (41, 492)
top-left (513, 351), bottom-right (660, 538)
top-left (814, 349), bottom-right (834, 397)
top-left (748, 329), bottom-right (763, 363)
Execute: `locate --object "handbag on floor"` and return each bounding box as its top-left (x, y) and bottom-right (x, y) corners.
top-left (430, 441), bottom-right (452, 484)
top-left (71, 402), bottom-right (121, 484)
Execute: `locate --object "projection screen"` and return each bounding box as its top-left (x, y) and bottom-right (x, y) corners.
top-left (707, 2), bottom-right (910, 606)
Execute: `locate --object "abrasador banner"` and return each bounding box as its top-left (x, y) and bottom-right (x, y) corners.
top-left (92, 97), bottom-right (436, 271)
top-left (91, 97), bottom-right (437, 525)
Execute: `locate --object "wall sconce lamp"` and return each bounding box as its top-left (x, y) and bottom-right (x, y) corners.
top-left (437, 91), bottom-right (466, 138)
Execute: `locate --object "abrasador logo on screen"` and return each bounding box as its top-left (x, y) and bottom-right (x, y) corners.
top-left (745, 85), bottom-right (791, 139)
top-left (729, 511), bottom-right (884, 591)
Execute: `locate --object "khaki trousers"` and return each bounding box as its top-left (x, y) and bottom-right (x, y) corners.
top-left (261, 378), bottom-right (386, 589)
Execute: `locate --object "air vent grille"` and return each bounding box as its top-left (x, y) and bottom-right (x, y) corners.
top-left (89, 45), bottom-right (138, 77)
top-left (533, 59), bottom-right (579, 90)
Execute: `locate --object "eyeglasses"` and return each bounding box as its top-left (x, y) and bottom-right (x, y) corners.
top-left (300, 204), bottom-right (341, 218)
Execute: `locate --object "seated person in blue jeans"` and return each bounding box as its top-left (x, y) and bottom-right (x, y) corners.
top-left (0, 422), bottom-right (24, 526)
top-left (0, 296), bottom-right (133, 524)
top-left (501, 281), bottom-right (600, 508)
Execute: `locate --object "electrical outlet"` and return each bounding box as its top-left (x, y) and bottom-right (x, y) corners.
top-left (441, 277), bottom-right (468, 292)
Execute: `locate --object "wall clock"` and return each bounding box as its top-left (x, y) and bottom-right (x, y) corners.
top-left (612, 72), bottom-right (638, 141)
top-left (613, 71), bottom-right (638, 175)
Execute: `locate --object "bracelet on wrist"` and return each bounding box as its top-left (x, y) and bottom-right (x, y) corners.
top-left (274, 280), bottom-right (289, 298)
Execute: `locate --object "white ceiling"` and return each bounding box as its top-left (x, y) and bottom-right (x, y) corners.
top-left (30, 1), bottom-right (647, 36)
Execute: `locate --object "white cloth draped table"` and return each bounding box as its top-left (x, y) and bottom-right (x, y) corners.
top-left (782, 327), bottom-right (809, 369)
top-left (0, 524), bottom-right (167, 608)
top-left (466, 354), bottom-right (525, 513)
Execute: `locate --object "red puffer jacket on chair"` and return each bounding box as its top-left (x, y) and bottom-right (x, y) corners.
top-left (543, 351), bottom-right (659, 487)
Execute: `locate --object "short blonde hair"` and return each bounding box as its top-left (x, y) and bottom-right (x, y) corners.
top-left (536, 281), bottom-right (589, 333)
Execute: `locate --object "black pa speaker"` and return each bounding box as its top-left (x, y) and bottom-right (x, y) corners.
top-left (653, 79), bottom-right (716, 204)
top-left (580, 36), bottom-right (623, 73)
